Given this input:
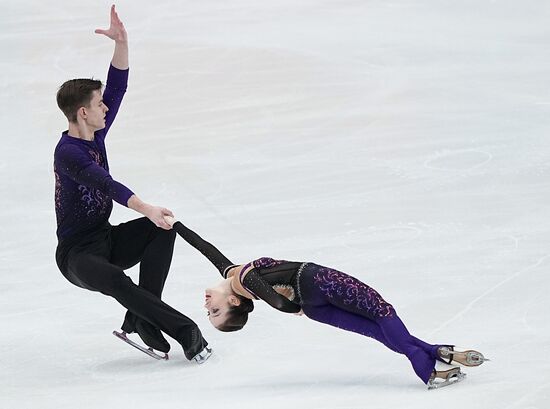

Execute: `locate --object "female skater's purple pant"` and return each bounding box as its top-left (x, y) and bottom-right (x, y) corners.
top-left (298, 263), bottom-right (441, 384)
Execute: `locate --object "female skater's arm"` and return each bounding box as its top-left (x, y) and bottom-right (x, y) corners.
top-left (164, 216), bottom-right (235, 277)
top-left (242, 270), bottom-right (301, 313)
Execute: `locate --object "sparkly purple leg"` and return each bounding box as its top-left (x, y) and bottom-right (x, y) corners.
top-left (302, 304), bottom-right (402, 354)
top-left (411, 336), bottom-right (441, 361)
top-left (375, 316), bottom-right (436, 383)
top-left (299, 264), bottom-right (440, 384)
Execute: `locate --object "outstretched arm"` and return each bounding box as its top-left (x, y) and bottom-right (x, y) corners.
top-left (57, 143), bottom-right (134, 208)
top-left (164, 216), bottom-right (235, 277)
top-left (95, 4), bottom-right (128, 70)
top-left (93, 5), bottom-right (171, 229)
top-left (95, 5), bottom-right (129, 135)
top-left (56, 143), bottom-right (172, 230)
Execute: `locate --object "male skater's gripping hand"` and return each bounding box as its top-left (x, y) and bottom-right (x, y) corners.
top-left (129, 197), bottom-right (174, 230)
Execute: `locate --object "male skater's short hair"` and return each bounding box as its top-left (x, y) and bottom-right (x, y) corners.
top-left (56, 78), bottom-right (103, 123)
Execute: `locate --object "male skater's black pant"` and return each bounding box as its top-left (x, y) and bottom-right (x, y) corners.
top-left (55, 217), bottom-right (207, 359)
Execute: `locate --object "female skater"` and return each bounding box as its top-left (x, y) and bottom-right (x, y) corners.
top-left (165, 216), bottom-right (488, 389)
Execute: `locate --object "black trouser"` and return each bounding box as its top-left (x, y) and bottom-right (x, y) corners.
top-left (56, 218), bottom-right (207, 359)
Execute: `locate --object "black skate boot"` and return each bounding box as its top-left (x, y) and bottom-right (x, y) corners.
top-left (120, 312), bottom-right (170, 353)
top-left (135, 319), bottom-right (171, 354)
top-left (120, 311), bottom-right (137, 334)
top-left (437, 346), bottom-right (489, 367)
top-left (182, 326), bottom-right (212, 364)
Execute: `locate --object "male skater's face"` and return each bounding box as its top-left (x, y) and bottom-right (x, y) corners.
top-left (82, 90), bottom-right (108, 131)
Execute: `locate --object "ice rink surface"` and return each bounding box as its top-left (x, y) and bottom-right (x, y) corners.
top-left (2, 0), bottom-right (550, 407)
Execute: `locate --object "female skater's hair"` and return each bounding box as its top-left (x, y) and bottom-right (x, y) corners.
top-left (56, 78), bottom-right (103, 123)
top-left (217, 295), bottom-right (254, 332)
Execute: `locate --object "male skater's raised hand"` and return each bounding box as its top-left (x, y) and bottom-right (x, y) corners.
top-left (95, 4), bottom-right (127, 42)
top-left (95, 5), bottom-right (128, 69)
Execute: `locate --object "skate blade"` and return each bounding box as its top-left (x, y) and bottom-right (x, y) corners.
top-left (192, 346), bottom-right (213, 364)
top-left (427, 371), bottom-right (466, 390)
top-left (113, 330), bottom-right (169, 361)
top-left (440, 347), bottom-right (490, 367)
top-left (463, 351), bottom-right (490, 366)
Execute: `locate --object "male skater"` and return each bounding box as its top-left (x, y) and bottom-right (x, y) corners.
top-left (53, 5), bottom-right (210, 363)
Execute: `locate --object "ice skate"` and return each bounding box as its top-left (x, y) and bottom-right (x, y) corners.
top-left (135, 319), bottom-right (171, 353)
top-left (183, 326), bottom-right (211, 364)
top-left (192, 346), bottom-right (213, 364)
top-left (427, 367), bottom-right (466, 390)
top-left (437, 346), bottom-right (489, 367)
top-left (113, 330), bottom-right (169, 360)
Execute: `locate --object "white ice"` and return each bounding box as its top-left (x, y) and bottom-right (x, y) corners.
top-left (1, 0), bottom-right (549, 408)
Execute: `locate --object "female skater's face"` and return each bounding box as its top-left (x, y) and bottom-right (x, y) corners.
top-left (204, 282), bottom-right (240, 328)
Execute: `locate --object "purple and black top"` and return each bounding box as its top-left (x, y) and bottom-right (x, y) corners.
top-left (54, 65), bottom-right (134, 243)
top-left (172, 222), bottom-right (303, 313)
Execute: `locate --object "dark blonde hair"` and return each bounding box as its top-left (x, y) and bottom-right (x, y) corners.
top-left (217, 295), bottom-right (254, 332)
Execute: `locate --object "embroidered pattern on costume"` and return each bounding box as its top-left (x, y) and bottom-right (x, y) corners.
top-left (313, 267), bottom-right (395, 318)
top-left (78, 149), bottom-right (109, 216)
top-left (253, 257), bottom-right (287, 269)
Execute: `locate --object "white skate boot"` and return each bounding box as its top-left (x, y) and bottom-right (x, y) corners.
top-left (437, 346), bottom-right (489, 367)
top-left (427, 367), bottom-right (466, 390)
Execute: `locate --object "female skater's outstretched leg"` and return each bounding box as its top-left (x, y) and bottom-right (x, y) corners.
top-left (302, 304), bottom-right (402, 354)
top-left (300, 264), bottom-right (441, 383)
top-left (374, 316), bottom-right (437, 383)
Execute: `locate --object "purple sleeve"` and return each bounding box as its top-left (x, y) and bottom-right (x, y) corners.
top-left (56, 143), bottom-right (134, 207)
top-left (102, 64), bottom-right (129, 136)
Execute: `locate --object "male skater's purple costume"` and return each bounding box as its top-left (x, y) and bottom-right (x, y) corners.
top-left (53, 65), bottom-right (208, 359)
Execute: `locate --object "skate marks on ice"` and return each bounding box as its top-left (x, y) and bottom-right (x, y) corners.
top-left (423, 149), bottom-right (493, 172)
top-left (92, 349), bottom-right (220, 378)
top-left (339, 224), bottom-right (424, 257)
top-left (350, 224), bottom-right (423, 246)
top-left (428, 252), bottom-right (550, 337)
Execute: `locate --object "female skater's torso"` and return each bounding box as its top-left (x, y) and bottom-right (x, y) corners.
top-left (227, 257), bottom-right (305, 304)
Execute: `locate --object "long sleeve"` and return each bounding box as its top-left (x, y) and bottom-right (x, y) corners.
top-left (56, 143), bottom-right (134, 207)
top-left (242, 269), bottom-right (301, 313)
top-left (173, 222), bottom-right (235, 277)
top-left (101, 64), bottom-right (129, 137)
top-left (53, 64), bottom-right (129, 242)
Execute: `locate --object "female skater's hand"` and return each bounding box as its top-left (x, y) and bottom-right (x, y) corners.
top-left (163, 215), bottom-right (177, 228)
top-left (145, 206), bottom-right (174, 230)
top-left (95, 5), bottom-right (128, 43)
top-left (294, 310), bottom-right (304, 316)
